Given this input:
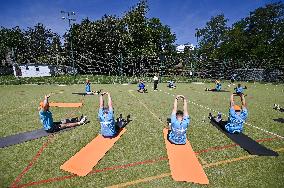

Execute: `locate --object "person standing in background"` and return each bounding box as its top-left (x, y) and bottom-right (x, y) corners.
top-left (153, 74), bottom-right (159, 91)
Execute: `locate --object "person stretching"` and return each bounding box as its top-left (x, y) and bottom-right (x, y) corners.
top-left (168, 95), bottom-right (190, 145)
top-left (224, 94), bottom-right (248, 133)
top-left (39, 94), bottom-right (87, 133)
top-left (168, 80), bottom-right (176, 89)
top-left (85, 79), bottom-right (92, 94)
top-left (234, 83), bottom-right (247, 95)
top-left (98, 92), bottom-right (128, 137)
top-left (137, 80), bottom-right (147, 93)
top-left (85, 78), bottom-right (101, 95)
top-left (205, 80), bottom-right (222, 91)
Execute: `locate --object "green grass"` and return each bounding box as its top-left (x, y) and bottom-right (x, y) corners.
top-left (0, 82), bottom-right (284, 187)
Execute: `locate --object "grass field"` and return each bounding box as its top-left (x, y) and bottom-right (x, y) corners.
top-left (1, 81), bottom-right (284, 188)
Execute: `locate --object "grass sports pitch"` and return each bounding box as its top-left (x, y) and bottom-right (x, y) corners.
top-left (1, 82), bottom-right (284, 187)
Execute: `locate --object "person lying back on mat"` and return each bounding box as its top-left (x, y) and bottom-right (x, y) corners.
top-left (234, 84), bottom-right (247, 95)
top-left (224, 94), bottom-right (248, 133)
top-left (137, 80), bottom-right (147, 93)
top-left (205, 80), bottom-right (222, 91)
top-left (39, 95), bottom-right (87, 133)
top-left (168, 95), bottom-right (190, 145)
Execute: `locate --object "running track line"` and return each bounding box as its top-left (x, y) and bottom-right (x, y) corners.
top-left (160, 89), bottom-right (284, 139)
top-left (10, 135), bottom-right (55, 188)
top-left (14, 137), bottom-right (279, 188)
top-left (107, 147), bottom-right (284, 188)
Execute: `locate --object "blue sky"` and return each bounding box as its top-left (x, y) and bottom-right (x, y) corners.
top-left (0, 0), bottom-right (279, 45)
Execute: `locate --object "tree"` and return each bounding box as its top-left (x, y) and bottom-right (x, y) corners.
top-left (195, 14), bottom-right (229, 78)
top-left (24, 23), bottom-right (56, 64)
top-left (0, 26), bottom-right (26, 66)
top-left (64, 0), bottom-right (176, 76)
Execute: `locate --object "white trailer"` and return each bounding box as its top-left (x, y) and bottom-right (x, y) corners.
top-left (13, 64), bottom-right (56, 77)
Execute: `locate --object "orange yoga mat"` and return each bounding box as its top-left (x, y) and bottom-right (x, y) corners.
top-left (47, 102), bottom-right (83, 108)
top-left (60, 129), bottom-right (126, 176)
top-left (163, 128), bottom-right (209, 184)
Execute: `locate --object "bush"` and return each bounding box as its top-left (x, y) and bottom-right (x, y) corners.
top-left (0, 75), bottom-right (205, 85)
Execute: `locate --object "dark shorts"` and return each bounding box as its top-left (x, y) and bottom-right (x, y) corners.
top-left (61, 117), bottom-right (79, 124)
top-left (45, 122), bottom-right (61, 133)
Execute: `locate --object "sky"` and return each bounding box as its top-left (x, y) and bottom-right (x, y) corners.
top-left (0, 0), bottom-right (280, 45)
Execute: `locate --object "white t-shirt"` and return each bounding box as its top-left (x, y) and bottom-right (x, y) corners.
top-left (153, 76), bottom-right (158, 81)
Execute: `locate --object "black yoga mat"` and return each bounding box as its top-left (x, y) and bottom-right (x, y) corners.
top-left (0, 127), bottom-right (74, 148)
top-left (72, 92), bottom-right (94, 96)
top-left (273, 118), bottom-right (284, 123)
top-left (209, 117), bottom-right (278, 156)
top-left (210, 90), bottom-right (230, 92)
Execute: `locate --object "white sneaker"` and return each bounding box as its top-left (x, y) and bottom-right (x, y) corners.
top-left (79, 116), bottom-right (87, 124)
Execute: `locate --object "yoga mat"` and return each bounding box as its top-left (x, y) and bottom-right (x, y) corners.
top-left (0, 127), bottom-right (74, 148)
top-left (163, 129), bottom-right (209, 184)
top-left (44, 102), bottom-right (83, 108)
top-left (210, 118), bottom-right (278, 156)
top-left (211, 90), bottom-right (230, 92)
top-left (72, 92), bottom-right (94, 96)
top-left (60, 128), bottom-right (126, 176)
top-left (273, 118), bottom-right (284, 123)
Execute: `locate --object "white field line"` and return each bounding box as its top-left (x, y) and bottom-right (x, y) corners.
top-left (128, 90), bottom-right (209, 164)
top-left (160, 89), bottom-right (284, 139)
top-left (128, 91), bottom-right (164, 124)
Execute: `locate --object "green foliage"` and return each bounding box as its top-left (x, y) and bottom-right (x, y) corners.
top-left (0, 1), bottom-right (283, 80)
top-left (195, 2), bottom-right (284, 77)
top-left (64, 0), bottom-right (176, 75)
top-left (0, 74), bottom-right (200, 85)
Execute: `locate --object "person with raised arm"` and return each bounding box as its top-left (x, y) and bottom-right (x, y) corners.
top-left (224, 94), bottom-right (248, 133)
top-left (205, 80), bottom-right (222, 91)
top-left (39, 94), bottom-right (87, 133)
top-left (168, 95), bottom-right (190, 145)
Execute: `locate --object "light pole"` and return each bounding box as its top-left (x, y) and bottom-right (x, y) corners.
top-left (61, 11), bottom-right (76, 75)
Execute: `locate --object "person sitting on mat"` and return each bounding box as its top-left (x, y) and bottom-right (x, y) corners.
top-left (234, 84), bottom-right (247, 95)
top-left (85, 79), bottom-right (101, 95)
top-left (39, 94), bottom-right (87, 133)
top-left (168, 80), bottom-right (176, 89)
top-left (85, 79), bottom-right (92, 94)
top-left (205, 80), bottom-right (222, 91)
top-left (224, 94), bottom-right (248, 133)
top-left (137, 80), bottom-right (147, 93)
top-left (167, 95), bottom-right (190, 145)
top-left (273, 104), bottom-right (284, 112)
top-left (98, 92), bottom-right (128, 137)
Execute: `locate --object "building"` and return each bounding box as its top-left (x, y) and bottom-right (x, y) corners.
top-left (13, 64), bottom-right (57, 77)
top-left (176, 44), bottom-right (195, 53)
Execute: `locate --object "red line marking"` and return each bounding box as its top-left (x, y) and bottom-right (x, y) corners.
top-left (16, 157), bottom-right (169, 188)
top-left (15, 136), bottom-right (279, 188)
top-left (10, 135), bottom-right (55, 188)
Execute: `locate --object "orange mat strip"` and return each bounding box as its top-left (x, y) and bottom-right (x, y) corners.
top-left (163, 128), bottom-right (209, 184)
top-left (60, 129), bottom-right (126, 176)
top-left (47, 102), bottom-right (83, 108)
